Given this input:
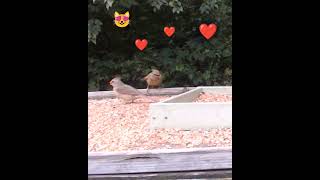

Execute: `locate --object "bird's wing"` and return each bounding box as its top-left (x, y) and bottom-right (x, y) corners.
top-left (152, 75), bottom-right (161, 80)
top-left (149, 74), bottom-right (163, 83)
top-left (116, 85), bottom-right (143, 95)
top-left (143, 74), bottom-right (150, 80)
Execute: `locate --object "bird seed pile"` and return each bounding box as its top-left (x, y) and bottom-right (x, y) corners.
top-left (88, 94), bottom-right (232, 152)
top-left (195, 92), bottom-right (232, 102)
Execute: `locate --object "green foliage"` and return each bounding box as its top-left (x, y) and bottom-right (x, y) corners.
top-left (88, 19), bottom-right (103, 44)
top-left (88, 0), bottom-right (232, 91)
top-left (105, 0), bottom-right (114, 10)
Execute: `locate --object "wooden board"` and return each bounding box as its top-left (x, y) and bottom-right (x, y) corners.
top-left (149, 86), bottom-right (232, 129)
top-left (149, 102), bottom-right (232, 129)
top-left (162, 87), bottom-right (203, 103)
top-left (162, 86), bottom-right (232, 103)
top-left (88, 147), bottom-right (232, 175)
top-left (88, 87), bottom-right (195, 99)
top-left (88, 170), bottom-right (232, 179)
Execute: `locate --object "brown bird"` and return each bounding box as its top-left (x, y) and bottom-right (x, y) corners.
top-left (143, 69), bottom-right (163, 94)
top-left (109, 77), bottom-right (154, 103)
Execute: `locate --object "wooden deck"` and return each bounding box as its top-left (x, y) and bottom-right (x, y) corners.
top-left (88, 87), bottom-right (195, 99)
top-left (88, 147), bottom-right (232, 179)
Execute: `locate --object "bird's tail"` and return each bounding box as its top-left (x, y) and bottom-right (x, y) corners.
top-left (141, 75), bottom-right (149, 81)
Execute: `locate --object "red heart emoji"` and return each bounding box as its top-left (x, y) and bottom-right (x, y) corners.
top-left (164, 26), bottom-right (175, 37)
top-left (199, 23), bottom-right (217, 40)
top-left (135, 39), bottom-right (148, 51)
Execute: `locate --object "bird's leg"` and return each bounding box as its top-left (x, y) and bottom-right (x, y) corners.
top-left (146, 85), bottom-right (150, 94)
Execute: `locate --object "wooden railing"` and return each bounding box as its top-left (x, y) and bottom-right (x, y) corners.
top-left (88, 147), bottom-right (232, 179)
top-left (88, 87), bottom-right (195, 99)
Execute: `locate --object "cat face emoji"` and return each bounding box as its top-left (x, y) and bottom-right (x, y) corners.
top-left (114, 11), bottom-right (130, 28)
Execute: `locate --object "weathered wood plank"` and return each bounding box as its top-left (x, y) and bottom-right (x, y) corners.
top-left (149, 102), bottom-right (232, 129)
top-left (161, 87), bottom-right (203, 103)
top-left (88, 170), bottom-right (232, 179)
top-left (89, 146), bottom-right (229, 155)
top-left (159, 86), bottom-right (232, 104)
top-left (88, 87), bottom-right (195, 99)
top-left (88, 147), bottom-right (232, 175)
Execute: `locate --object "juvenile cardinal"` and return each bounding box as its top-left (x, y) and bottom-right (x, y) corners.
top-left (143, 69), bottom-right (163, 94)
top-left (109, 77), bottom-right (154, 103)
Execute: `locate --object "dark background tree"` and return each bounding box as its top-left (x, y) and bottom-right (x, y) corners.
top-left (88, 0), bottom-right (232, 91)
